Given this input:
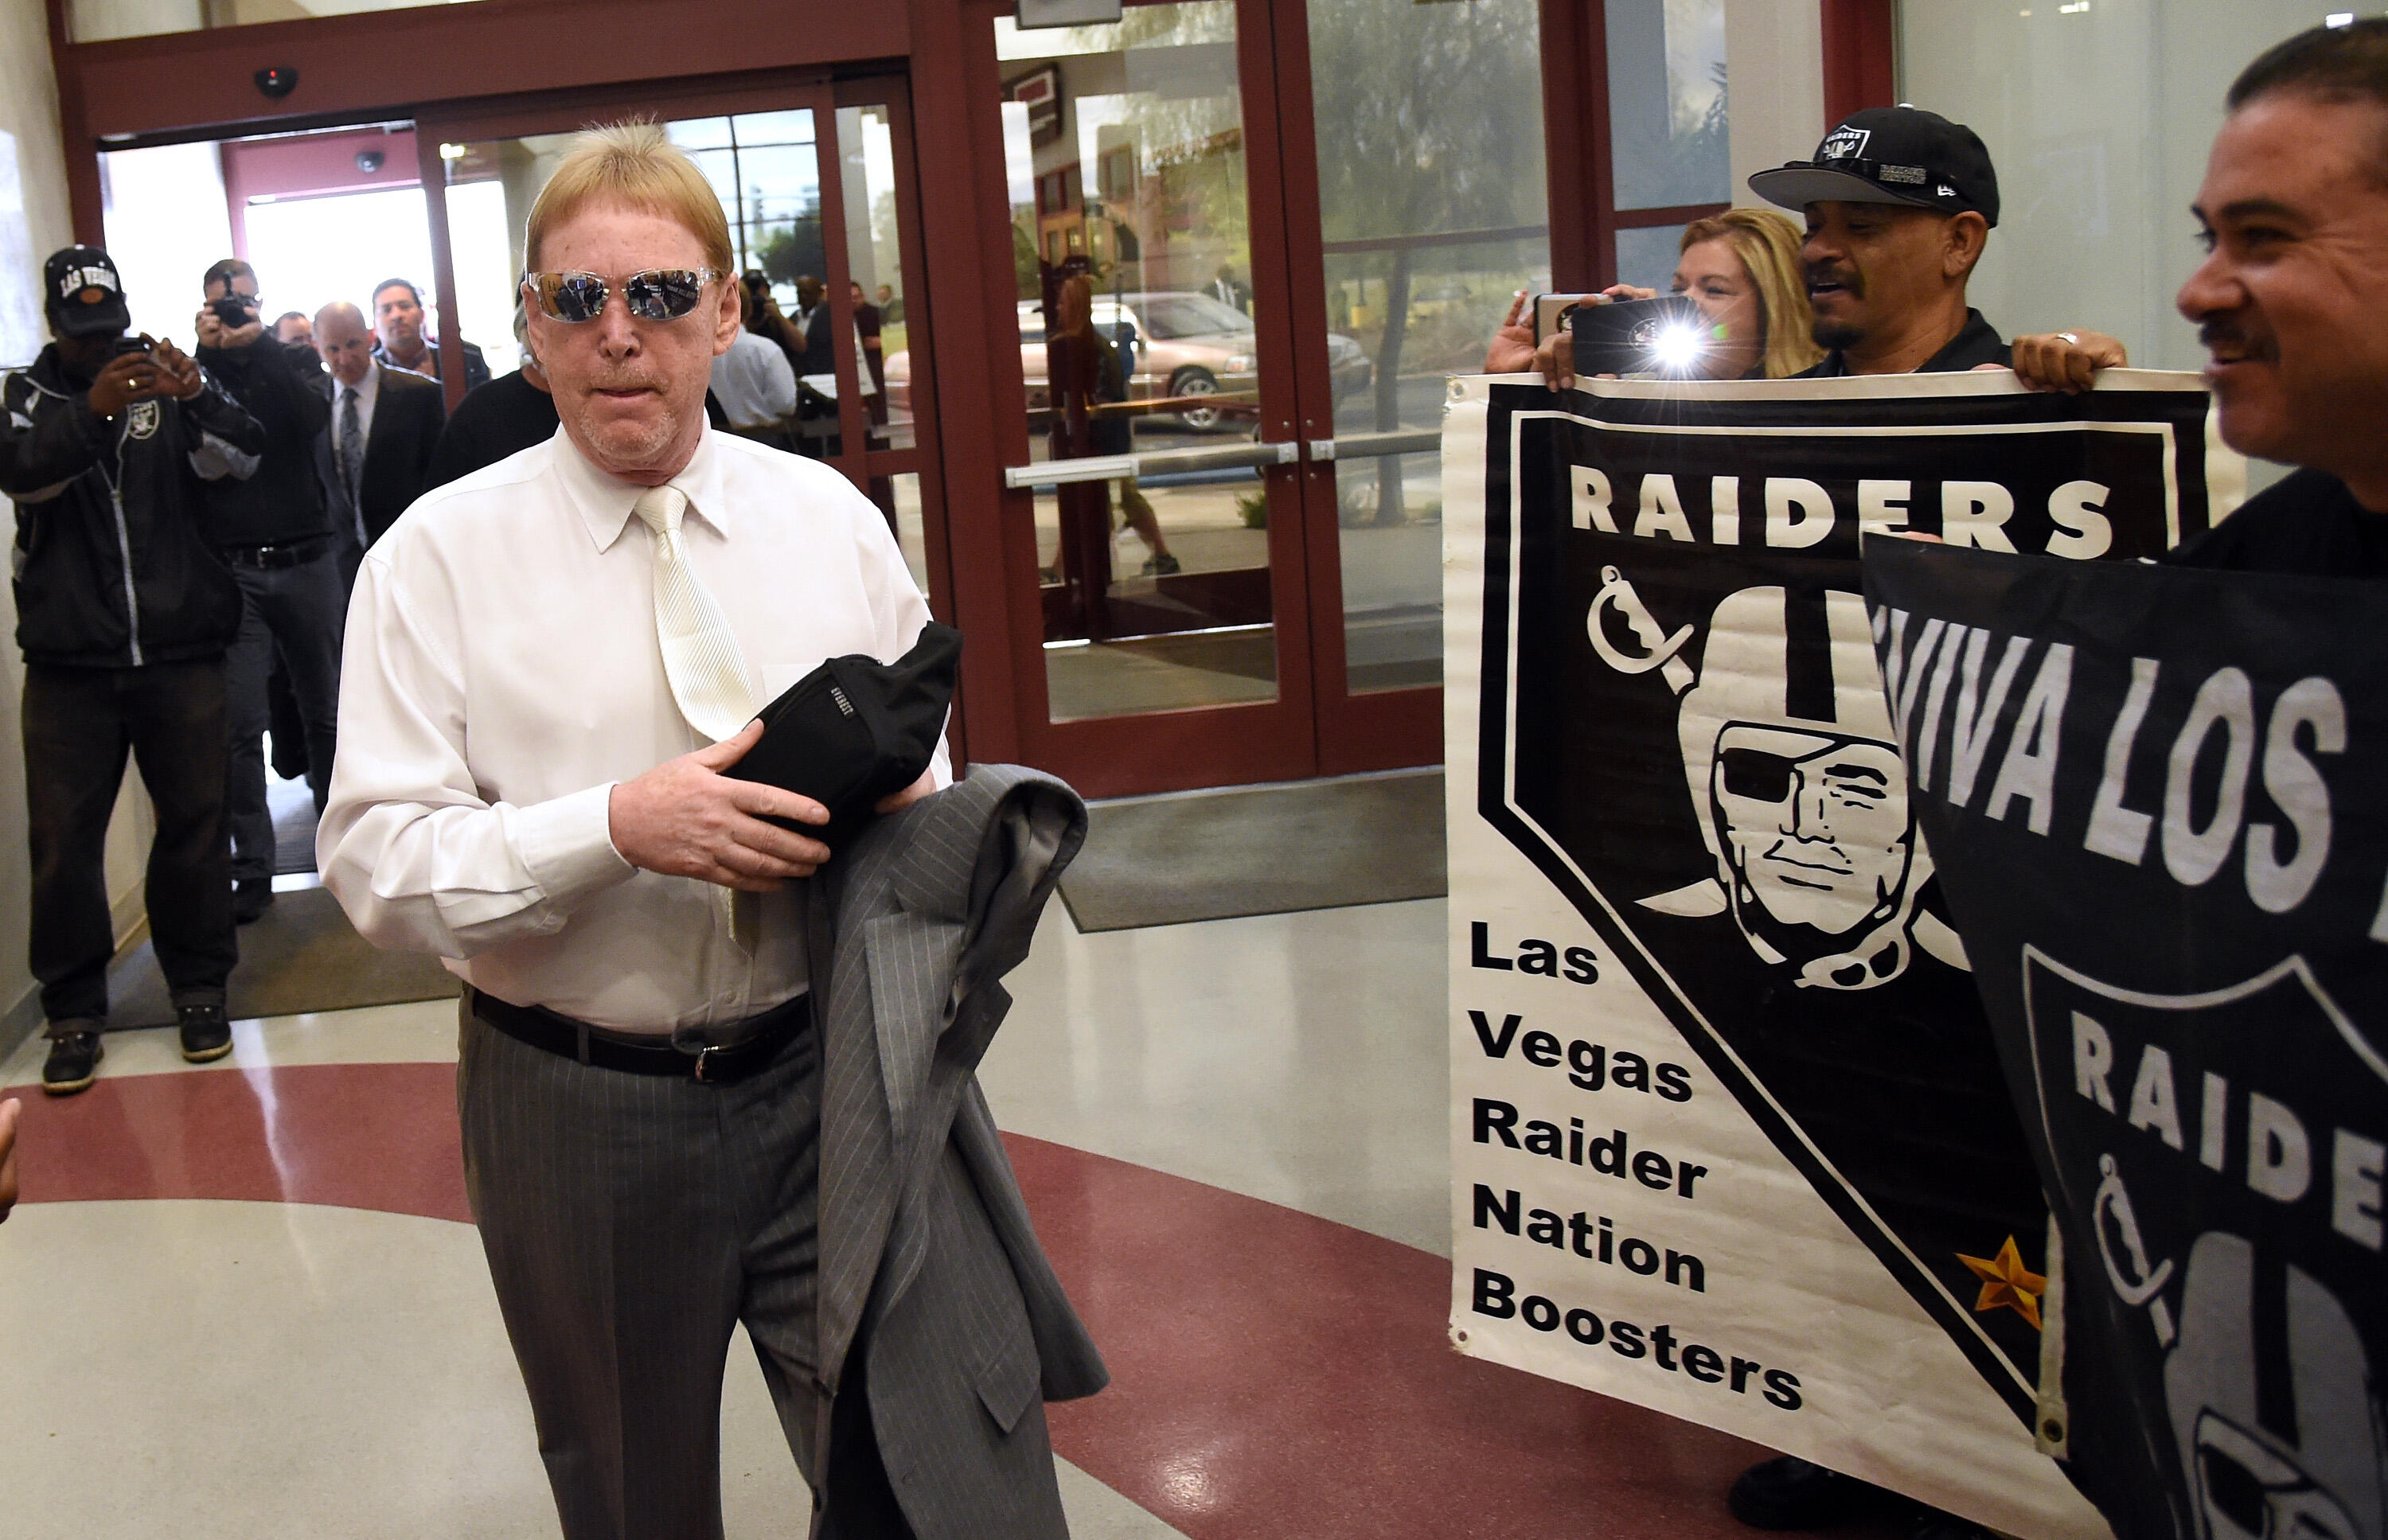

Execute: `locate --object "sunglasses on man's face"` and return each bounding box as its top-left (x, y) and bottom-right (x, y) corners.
top-left (522, 268), bottom-right (722, 324)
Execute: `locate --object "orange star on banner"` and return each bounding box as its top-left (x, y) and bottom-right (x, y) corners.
top-left (1957, 1236), bottom-right (2047, 1330)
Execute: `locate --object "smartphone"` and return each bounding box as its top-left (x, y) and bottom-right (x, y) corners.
top-left (1568, 294), bottom-right (1712, 378)
top-left (1532, 293), bottom-right (1600, 343)
top-left (209, 295), bottom-right (259, 324)
top-left (111, 336), bottom-right (153, 357)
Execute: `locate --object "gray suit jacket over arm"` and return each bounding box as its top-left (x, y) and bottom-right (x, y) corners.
top-left (805, 763), bottom-right (1108, 1538)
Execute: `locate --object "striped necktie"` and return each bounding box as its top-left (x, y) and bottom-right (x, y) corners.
top-left (338, 388), bottom-right (364, 522)
top-left (632, 485), bottom-right (755, 742)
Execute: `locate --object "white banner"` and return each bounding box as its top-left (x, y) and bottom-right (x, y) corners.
top-left (1442, 371), bottom-right (2246, 1539)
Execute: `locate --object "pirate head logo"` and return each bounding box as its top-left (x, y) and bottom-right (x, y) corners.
top-left (124, 400), bottom-right (161, 440)
top-left (2166, 1232), bottom-right (2384, 1540)
top-left (1615, 577), bottom-right (1959, 989)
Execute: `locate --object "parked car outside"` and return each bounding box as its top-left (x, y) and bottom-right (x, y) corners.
top-left (881, 290), bottom-right (1373, 433)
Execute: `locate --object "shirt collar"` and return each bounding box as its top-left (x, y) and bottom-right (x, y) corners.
top-left (1806, 309), bottom-right (2010, 378)
top-left (552, 423), bottom-right (728, 553)
top-left (341, 363), bottom-right (380, 409)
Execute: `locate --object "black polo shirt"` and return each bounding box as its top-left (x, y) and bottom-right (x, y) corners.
top-left (2165, 466), bottom-right (2388, 576)
top-left (1794, 308), bottom-right (2011, 378)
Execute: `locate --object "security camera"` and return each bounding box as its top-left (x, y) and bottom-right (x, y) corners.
top-left (255, 66), bottom-right (298, 99)
top-left (356, 150), bottom-right (385, 173)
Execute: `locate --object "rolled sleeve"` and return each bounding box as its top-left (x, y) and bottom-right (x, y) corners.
top-left (514, 781), bottom-right (635, 908)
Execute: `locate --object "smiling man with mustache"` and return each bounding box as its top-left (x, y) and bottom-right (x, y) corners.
top-left (2170, 21), bottom-right (2388, 574)
top-left (1750, 107), bottom-right (2123, 392)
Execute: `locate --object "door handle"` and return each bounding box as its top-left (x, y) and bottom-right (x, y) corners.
top-left (1002, 441), bottom-right (1297, 489)
top-left (1302, 430), bottom-right (1440, 464)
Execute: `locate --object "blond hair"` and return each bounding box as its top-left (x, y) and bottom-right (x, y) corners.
top-left (1679, 208), bottom-right (1824, 380)
top-left (524, 121), bottom-right (734, 276)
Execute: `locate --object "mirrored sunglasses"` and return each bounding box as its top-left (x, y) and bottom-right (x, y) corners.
top-left (523, 268), bottom-right (721, 323)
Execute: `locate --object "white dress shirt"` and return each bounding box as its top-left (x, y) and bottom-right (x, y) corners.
top-left (318, 425), bottom-right (950, 1033)
top-left (709, 330), bottom-right (798, 427)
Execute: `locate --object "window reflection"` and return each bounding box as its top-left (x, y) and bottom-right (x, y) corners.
top-left (1308, 0), bottom-right (1548, 694)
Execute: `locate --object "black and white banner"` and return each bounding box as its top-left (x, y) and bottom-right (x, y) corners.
top-left (1443, 372), bottom-right (2242, 1537)
top-left (1864, 540), bottom-right (2388, 1540)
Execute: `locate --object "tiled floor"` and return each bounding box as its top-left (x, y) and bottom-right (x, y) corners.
top-left (0, 898), bottom-right (1837, 1538)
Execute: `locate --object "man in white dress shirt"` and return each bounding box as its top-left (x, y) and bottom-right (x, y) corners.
top-left (319, 123), bottom-right (942, 1538)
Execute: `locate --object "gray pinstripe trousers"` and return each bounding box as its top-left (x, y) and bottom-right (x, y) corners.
top-left (457, 1004), bottom-right (839, 1540)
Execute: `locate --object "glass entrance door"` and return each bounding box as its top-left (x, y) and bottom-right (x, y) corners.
top-left (992, 0), bottom-right (1314, 773)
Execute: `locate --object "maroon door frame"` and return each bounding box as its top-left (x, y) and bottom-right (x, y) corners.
top-left (44, 0), bottom-right (1894, 797)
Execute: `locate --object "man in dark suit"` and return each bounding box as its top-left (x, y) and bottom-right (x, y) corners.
top-left (312, 301), bottom-right (443, 587)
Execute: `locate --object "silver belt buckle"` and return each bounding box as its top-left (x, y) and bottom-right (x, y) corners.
top-left (693, 1044), bottom-right (722, 1082)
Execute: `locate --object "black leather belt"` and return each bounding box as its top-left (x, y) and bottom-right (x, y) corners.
top-left (219, 535), bottom-right (331, 571)
top-left (466, 985), bottom-right (810, 1083)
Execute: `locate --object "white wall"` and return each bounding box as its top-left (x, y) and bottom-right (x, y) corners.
top-left (2, 0), bottom-right (155, 1055)
top-left (1900, 0), bottom-right (2328, 375)
top-left (1725, 0), bottom-right (1826, 206)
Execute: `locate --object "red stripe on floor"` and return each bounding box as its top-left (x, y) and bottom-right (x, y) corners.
top-left (2, 1064), bottom-right (1850, 1538)
top-left (1006, 1133), bottom-right (1800, 1540)
top-left (6, 1062), bottom-right (470, 1222)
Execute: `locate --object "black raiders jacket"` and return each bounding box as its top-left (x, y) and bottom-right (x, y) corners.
top-left (0, 345), bottom-right (256, 668)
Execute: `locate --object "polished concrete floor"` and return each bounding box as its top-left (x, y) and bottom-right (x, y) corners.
top-left (0, 897), bottom-right (1844, 1538)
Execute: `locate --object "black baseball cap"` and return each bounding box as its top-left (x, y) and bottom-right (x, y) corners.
top-left (1748, 107), bottom-right (2000, 228)
top-left (43, 246), bottom-right (131, 338)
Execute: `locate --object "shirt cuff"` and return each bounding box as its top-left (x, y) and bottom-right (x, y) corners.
top-left (514, 782), bottom-right (636, 909)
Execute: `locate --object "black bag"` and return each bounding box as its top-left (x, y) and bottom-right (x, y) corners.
top-left (735, 622), bottom-right (961, 846)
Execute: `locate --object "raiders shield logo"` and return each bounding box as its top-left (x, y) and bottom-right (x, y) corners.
top-left (2021, 951), bottom-right (2388, 1540)
top-left (1818, 125), bottom-right (1871, 163)
top-left (124, 399), bottom-right (161, 440)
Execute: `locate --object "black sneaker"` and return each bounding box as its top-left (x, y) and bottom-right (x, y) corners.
top-left (177, 1002), bottom-right (232, 1063)
top-left (1141, 552), bottom-right (1182, 576)
top-left (1728, 1456), bottom-right (1890, 1530)
top-left (41, 1030), bottom-right (103, 1095)
top-left (232, 878), bottom-right (275, 926)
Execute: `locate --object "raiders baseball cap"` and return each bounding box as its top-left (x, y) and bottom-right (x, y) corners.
top-left (1748, 107), bottom-right (2000, 228)
top-left (43, 246), bottom-right (131, 338)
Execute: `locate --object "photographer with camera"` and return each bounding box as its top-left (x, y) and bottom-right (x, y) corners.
top-left (1491, 208), bottom-right (1825, 384)
top-left (194, 258), bottom-right (344, 927)
top-left (1, 246), bottom-right (260, 1094)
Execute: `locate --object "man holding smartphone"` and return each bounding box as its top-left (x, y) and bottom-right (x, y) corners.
top-left (193, 258), bottom-right (342, 925)
top-left (0, 246), bottom-right (258, 1094)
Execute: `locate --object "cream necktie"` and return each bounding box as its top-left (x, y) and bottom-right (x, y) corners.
top-left (633, 485), bottom-right (760, 957)
top-left (632, 485), bottom-right (756, 742)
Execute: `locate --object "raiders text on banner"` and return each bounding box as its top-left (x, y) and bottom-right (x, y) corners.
top-left (1442, 372), bottom-right (2243, 1538)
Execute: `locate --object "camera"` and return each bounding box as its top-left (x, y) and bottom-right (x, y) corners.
top-left (210, 294), bottom-right (259, 325)
top-left (1568, 294), bottom-right (1713, 379)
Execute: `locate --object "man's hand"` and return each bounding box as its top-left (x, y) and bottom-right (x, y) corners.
top-left (2010, 329), bottom-right (2128, 394)
top-left (151, 337), bottom-right (205, 400)
top-left (608, 721), bottom-right (833, 891)
top-left (874, 769), bottom-right (937, 815)
top-left (84, 349), bottom-right (154, 419)
top-left (0, 1097), bottom-right (20, 1225)
top-left (1483, 291), bottom-right (1537, 374)
top-left (1535, 329), bottom-right (1577, 392)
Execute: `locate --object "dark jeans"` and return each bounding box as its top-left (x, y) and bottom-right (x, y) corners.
top-left (224, 551), bottom-right (345, 883)
top-left (23, 661), bottom-right (234, 1026)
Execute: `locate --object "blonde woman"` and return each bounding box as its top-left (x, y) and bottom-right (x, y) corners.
top-left (1484, 208), bottom-right (1823, 383)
